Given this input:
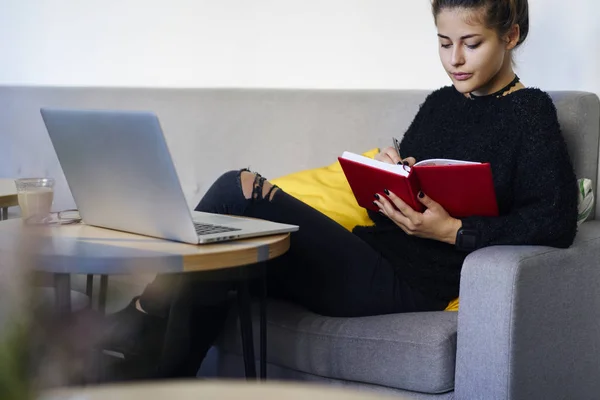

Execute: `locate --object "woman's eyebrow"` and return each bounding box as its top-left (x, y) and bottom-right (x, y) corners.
top-left (437, 33), bottom-right (482, 40)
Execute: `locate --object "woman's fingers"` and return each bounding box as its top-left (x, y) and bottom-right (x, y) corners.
top-left (403, 157), bottom-right (417, 167)
top-left (374, 147), bottom-right (417, 167)
top-left (375, 146), bottom-right (402, 165)
top-left (384, 189), bottom-right (418, 219)
top-left (374, 192), bottom-right (413, 231)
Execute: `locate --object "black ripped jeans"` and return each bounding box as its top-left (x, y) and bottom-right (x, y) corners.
top-left (138, 170), bottom-right (447, 377)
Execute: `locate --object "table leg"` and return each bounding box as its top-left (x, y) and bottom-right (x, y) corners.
top-left (0, 207), bottom-right (7, 221)
top-left (86, 275), bottom-right (94, 301)
top-left (54, 273), bottom-right (72, 314)
top-left (99, 275), bottom-right (108, 314)
top-left (259, 264), bottom-right (267, 380)
top-left (237, 279), bottom-right (257, 379)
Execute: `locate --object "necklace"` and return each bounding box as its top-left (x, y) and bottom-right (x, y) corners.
top-left (469, 75), bottom-right (520, 99)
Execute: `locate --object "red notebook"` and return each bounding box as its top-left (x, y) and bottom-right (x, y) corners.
top-left (338, 151), bottom-right (499, 217)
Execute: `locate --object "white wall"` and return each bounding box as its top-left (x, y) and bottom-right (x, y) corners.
top-left (1, 0), bottom-right (598, 96)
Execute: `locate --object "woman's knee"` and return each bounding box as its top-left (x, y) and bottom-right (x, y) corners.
top-left (207, 169), bottom-right (279, 204)
top-left (195, 170), bottom-right (246, 213)
top-left (215, 170), bottom-right (243, 187)
top-left (240, 170), bottom-right (279, 201)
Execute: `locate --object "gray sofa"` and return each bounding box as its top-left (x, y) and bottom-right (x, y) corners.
top-left (1, 86), bottom-right (599, 400)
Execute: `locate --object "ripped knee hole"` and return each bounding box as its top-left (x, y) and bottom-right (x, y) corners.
top-left (240, 170), bottom-right (279, 202)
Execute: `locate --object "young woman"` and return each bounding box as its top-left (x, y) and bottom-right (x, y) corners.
top-left (104, 0), bottom-right (578, 378)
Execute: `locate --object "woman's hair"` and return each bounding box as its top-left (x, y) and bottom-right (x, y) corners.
top-left (431, 0), bottom-right (529, 48)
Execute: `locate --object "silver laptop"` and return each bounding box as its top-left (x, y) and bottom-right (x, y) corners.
top-left (40, 108), bottom-right (299, 244)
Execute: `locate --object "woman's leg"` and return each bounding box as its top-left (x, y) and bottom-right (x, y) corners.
top-left (110, 169), bottom-right (445, 378)
top-left (143, 169), bottom-right (443, 317)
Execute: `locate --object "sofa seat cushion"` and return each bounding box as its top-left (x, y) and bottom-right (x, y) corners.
top-left (216, 299), bottom-right (458, 394)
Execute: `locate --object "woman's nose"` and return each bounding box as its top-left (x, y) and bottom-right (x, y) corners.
top-left (451, 47), bottom-right (465, 66)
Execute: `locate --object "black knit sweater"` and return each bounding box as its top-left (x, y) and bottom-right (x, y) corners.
top-left (352, 86), bottom-right (579, 302)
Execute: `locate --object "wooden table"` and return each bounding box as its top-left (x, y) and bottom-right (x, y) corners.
top-left (40, 381), bottom-right (401, 400)
top-left (0, 218), bottom-right (291, 379)
top-left (0, 178), bottom-right (18, 220)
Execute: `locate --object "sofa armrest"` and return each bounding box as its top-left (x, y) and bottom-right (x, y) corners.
top-left (454, 220), bottom-right (600, 400)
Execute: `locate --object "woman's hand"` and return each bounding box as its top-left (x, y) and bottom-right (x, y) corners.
top-left (373, 189), bottom-right (462, 244)
top-left (375, 147), bottom-right (416, 166)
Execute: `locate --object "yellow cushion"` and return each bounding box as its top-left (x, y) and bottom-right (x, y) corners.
top-left (271, 148), bottom-right (459, 312)
top-left (445, 298), bottom-right (459, 312)
top-left (271, 148), bottom-right (378, 231)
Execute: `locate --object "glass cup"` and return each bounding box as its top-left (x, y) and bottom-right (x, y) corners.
top-left (15, 178), bottom-right (55, 224)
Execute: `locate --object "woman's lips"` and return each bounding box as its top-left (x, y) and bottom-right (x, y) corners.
top-left (452, 73), bottom-right (473, 81)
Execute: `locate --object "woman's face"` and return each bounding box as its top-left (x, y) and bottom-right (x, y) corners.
top-left (436, 7), bottom-right (514, 96)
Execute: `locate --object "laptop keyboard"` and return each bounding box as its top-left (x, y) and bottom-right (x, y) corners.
top-left (194, 222), bottom-right (242, 236)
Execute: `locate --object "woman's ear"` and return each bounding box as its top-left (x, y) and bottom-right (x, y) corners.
top-left (504, 24), bottom-right (521, 50)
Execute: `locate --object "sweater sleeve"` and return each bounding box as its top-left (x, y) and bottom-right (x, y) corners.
top-left (461, 95), bottom-right (578, 250)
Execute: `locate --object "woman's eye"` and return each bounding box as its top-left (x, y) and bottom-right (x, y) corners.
top-left (440, 44), bottom-right (452, 49)
top-left (466, 43), bottom-right (481, 49)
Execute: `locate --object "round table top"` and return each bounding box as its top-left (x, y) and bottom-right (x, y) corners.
top-left (0, 218), bottom-right (290, 275)
top-left (40, 381), bottom-right (400, 400)
top-left (0, 178), bottom-right (18, 208)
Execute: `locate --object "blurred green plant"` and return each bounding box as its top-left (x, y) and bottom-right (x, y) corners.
top-left (0, 318), bottom-right (33, 400)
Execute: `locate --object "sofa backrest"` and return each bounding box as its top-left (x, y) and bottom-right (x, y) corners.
top-left (550, 92), bottom-right (600, 220)
top-left (0, 86), bottom-right (598, 218)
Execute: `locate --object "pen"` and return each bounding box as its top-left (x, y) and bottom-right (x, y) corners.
top-left (392, 137), bottom-right (402, 160)
top-left (393, 137), bottom-right (410, 171)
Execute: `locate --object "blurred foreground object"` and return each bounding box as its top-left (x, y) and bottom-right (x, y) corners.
top-left (40, 380), bottom-right (405, 400)
top-left (0, 224), bottom-right (104, 399)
